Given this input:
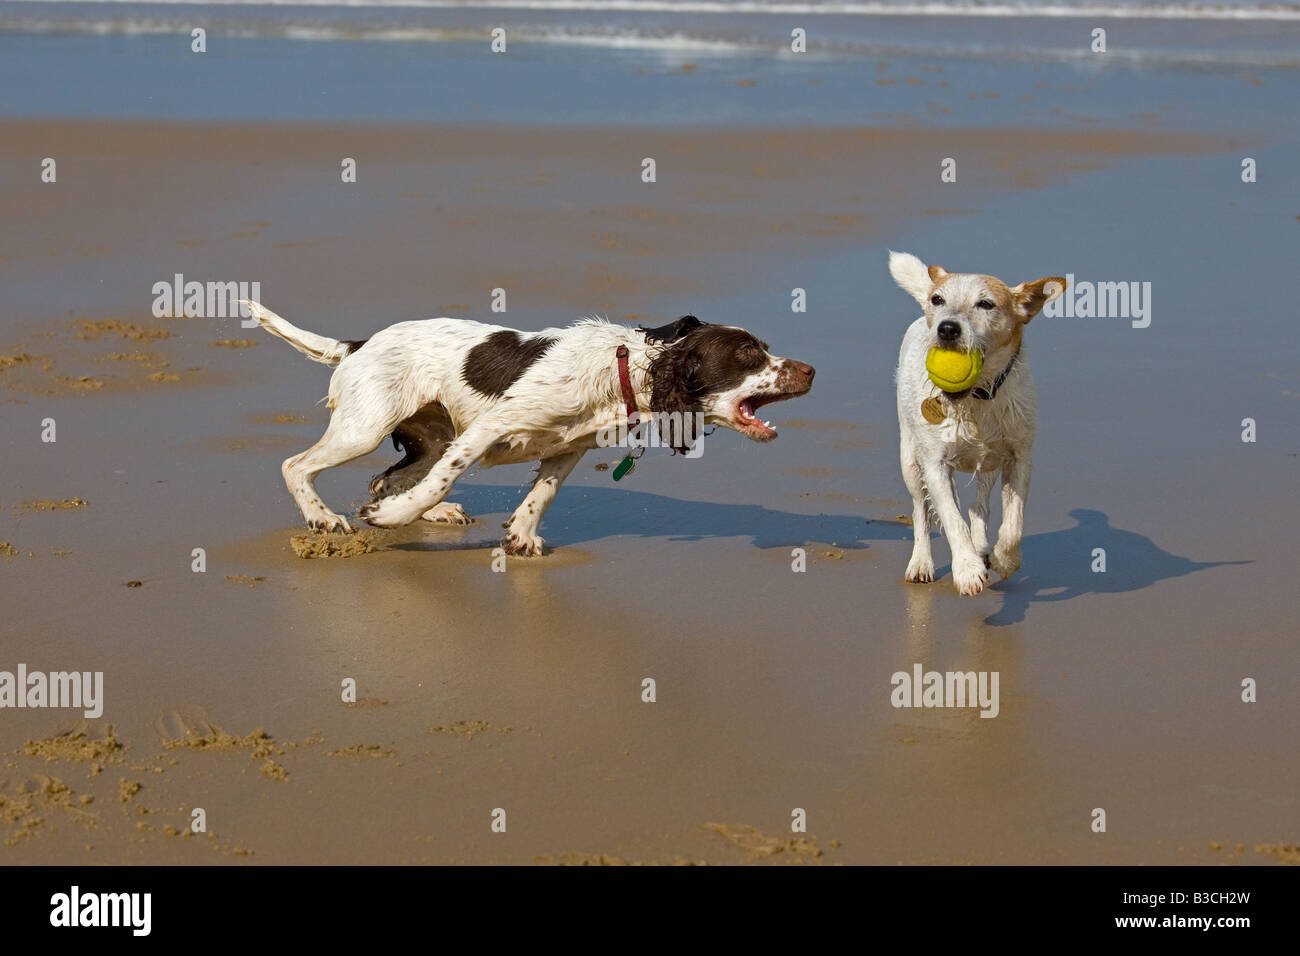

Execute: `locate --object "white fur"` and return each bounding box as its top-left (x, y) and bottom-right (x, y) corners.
top-left (889, 253), bottom-right (1064, 595)
top-left (241, 301), bottom-right (801, 556)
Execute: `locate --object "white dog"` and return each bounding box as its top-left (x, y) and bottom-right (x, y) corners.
top-left (241, 303), bottom-right (814, 556)
top-left (889, 252), bottom-right (1065, 595)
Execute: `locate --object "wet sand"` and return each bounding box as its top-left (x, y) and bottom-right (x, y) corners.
top-left (2, 119), bottom-right (1296, 865)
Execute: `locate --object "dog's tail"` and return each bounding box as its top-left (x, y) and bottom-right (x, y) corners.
top-left (239, 300), bottom-right (354, 366)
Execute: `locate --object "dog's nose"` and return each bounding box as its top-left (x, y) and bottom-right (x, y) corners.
top-left (937, 320), bottom-right (961, 343)
top-left (796, 363), bottom-right (815, 381)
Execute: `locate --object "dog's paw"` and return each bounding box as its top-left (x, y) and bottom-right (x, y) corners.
top-left (989, 542), bottom-right (1021, 579)
top-left (369, 470), bottom-right (421, 500)
top-left (421, 502), bottom-right (474, 525)
top-left (951, 555), bottom-right (989, 596)
top-left (307, 512), bottom-right (352, 534)
top-left (359, 497), bottom-right (422, 528)
top-left (905, 555), bottom-right (935, 583)
top-left (501, 531), bottom-right (544, 557)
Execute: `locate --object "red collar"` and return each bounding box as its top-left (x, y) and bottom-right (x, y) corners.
top-left (616, 345), bottom-right (640, 428)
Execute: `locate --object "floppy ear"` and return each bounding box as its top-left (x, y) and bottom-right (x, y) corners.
top-left (639, 315), bottom-right (705, 345)
top-left (1010, 276), bottom-right (1067, 323)
top-left (648, 341), bottom-right (700, 455)
top-left (888, 251), bottom-right (936, 306)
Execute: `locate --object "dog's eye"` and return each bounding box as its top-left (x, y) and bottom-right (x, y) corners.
top-left (930, 294), bottom-right (944, 307)
top-left (976, 300), bottom-right (995, 310)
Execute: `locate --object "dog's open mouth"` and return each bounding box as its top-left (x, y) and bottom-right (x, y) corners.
top-left (734, 391), bottom-right (804, 441)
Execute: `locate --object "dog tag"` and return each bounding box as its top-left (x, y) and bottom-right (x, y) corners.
top-left (921, 397), bottom-right (945, 424)
top-left (612, 454), bottom-right (636, 481)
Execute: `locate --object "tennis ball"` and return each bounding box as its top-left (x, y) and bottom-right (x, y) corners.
top-left (926, 347), bottom-right (983, 392)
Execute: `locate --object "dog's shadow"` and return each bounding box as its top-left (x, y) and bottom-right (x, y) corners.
top-left (980, 508), bottom-right (1249, 627)
top-left (391, 482), bottom-right (892, 552)
top-left (389, 490), bottom-right (1245, 626)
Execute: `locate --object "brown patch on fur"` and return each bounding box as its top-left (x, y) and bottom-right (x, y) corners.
top-left (1004, 323), bottom-right (1024, 356)
top-left (1010, 276), bottom-right (1068, 323)
top-left (646, 324), bottom-right (773, 453)
top-left (462, 330), bottom-right (556, 398)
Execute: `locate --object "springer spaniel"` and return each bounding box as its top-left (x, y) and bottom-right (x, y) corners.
top-left (241, 302), bottom-right (815, 555)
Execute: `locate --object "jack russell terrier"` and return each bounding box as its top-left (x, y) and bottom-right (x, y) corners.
top-left (889, 252), bottom-right (1065, 595)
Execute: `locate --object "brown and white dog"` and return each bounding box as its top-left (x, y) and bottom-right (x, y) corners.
top-left (890, 253), bottom-right (1065, 595)
top-left (242, 303), bottom-right (814, 555)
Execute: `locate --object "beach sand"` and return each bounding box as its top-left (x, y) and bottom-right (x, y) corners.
top-left (2, 119), bottom-right (1295, 864)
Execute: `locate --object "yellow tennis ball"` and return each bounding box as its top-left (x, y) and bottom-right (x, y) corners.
top-left (926, 347), bottom-right (983, 392)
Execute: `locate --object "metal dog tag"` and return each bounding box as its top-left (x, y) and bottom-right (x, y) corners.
top-left (921, 397), bottom-right (946, 424)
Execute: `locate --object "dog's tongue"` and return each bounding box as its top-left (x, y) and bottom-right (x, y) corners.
top-left (738, 399), bottom-right (777, 437)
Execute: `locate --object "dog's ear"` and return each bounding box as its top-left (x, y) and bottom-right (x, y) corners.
top-left (888, 251), bottom-right (936, 306)
top-left (647, 339), bottom-right (701, 455)
top-left (639, 315), bottom-right (705, 345)
top-left (1010, 276), bottom-right (1067, 323)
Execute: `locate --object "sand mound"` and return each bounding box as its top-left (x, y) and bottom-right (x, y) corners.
top-left (162, 725), bottom-right (277, 756)
top-left (23, 727), bottom-right (124, 764)
top-left (54, 376), bottom-right (104, 391)
top-left (427, 720), bottom-right (512, 740)
top-left (325, 744), bottom-right (395, 759)
top-left (1256, 843), bottom-right (1300, 865)
top-left (224, 574), bottom-right (267, 588)
top-left (77, 319), bottom-right (169, 341)
top-left (290, 532), bottom-right (377, 559)
top-left (534, 852), bottom-right (705, 866)
top-left (17, 497), bottom-right (87, 514)
top-left (705, 823), bottom-right (823, 859)
top-left (2, 775), bottom-right (96, 847)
